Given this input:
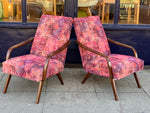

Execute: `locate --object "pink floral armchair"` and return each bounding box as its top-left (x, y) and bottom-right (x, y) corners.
top-left (74, 16), bottom-right (144, 101)
top-left (2, 15), bottom-right (73, 104)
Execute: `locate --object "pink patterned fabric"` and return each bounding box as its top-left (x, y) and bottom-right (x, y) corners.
top-left (30, 15), bottom-right (73, 64)
top-left (3, 15), bottom-right (73, 82)
top-left (74, 16), bottom-right (111, 68)
top-left (74, 16), bottom-right (144, 79)
top-left (84, 54), bottom-right (144, 79)
top-left (3, 55), bottom-right (64, 82)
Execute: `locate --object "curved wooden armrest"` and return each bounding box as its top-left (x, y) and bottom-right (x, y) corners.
top-left (42, 40), bottom-right (71, 80)
top-left (76, 41), bottom-right (114, 79)
top-left (47, 40), bottom-right (71, 59)
top-left (6, 37), bottom-right (34, 60)
top-left (107, 38), bottom-right (138, 58)
top-left (76, 41), bottom-right (108, 58)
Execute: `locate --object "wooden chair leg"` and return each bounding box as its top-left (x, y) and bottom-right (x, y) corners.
top-left (36, 81), bottom-right (44, 104)
top-left (87, 7), bottom-right (92, 16)
top-left (110, 78), bottom-right (118, 101)
top-left (98, 4), bottom-right (101, 17)
top-left (106, 4), bottom-right (110, 24)
top-left (133, 72), bottom-right (141, 88)
top-left (81, 73), bottom-right (92, 84)
top-left (3, 74), bottom-right (12, 94)
top-left (127, 7), bottom-right (131, 24)
top-left (56, 73), bottom-right (64, 85)
top-left (102, 3), bottom-right (105, 23)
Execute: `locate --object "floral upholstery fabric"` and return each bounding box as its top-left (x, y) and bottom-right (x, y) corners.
top-left (74, 16), bottom-right (111, 68)
top-left (84, 54), bottom-right (144, 79)
top-left (3, 15), bottom-right (73, 82)
top-left (3, 55), bottom-right (64, 82)
top-left (30, 15), bottom-right (73, 64)
top-left (74, 16), bottom-right (144, 79)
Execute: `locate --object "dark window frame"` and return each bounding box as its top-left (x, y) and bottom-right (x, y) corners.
top-left (0, 0), bottom-right (150, 30)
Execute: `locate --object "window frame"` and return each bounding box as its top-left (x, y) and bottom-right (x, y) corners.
top-left (0, 0), bottom-right (150, 30)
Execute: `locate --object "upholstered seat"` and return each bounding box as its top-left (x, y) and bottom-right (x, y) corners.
top-left (84, 54), bottom-right (143, 80)
top-left (3, 54), bottom-right (64, 82)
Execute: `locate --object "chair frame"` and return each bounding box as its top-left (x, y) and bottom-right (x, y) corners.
top-left (3, 37), bottom-right (71, 104)
top-left (76, 38), bottom-right (141, 101)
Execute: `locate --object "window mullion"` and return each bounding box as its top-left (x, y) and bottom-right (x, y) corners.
top-left (22, 0), bottom-right (27, 23)
top-left (114, 0), bottom-right (120, 25)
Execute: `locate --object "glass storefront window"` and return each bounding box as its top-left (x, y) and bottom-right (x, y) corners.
top-left (139, 0), bottom-right (150, 24)
top-left (0, 0), bottom-right (22, 22)
top-left (27, 0), bottom-right (64, 23)
top-left (0, 0), bottom-right (149, 25)
top-left (119, 0), bottom-right (140, 24)
top-left (77, 0), bottom-right (115, 24)
top-left (119, 0), bottom-right (150, 24)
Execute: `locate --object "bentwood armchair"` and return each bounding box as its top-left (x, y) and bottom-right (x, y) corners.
top-left (74, 16), bottom-right (144, 100)
top-left (2, 15), bottom-right (73, 104)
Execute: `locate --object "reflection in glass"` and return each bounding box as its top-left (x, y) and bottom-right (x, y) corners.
top-left (77, 0), bottom-right (115, 24)
top-left (119, 0), bottom-right (150, 24)
top-left (139, 0), bottom-right (150, 24)
top-left (27, 0), bottom-right (64, 23)
top-left (119, 0), bottom-right (140, 24)
top-left (0, 0), bottom-right (22, 22)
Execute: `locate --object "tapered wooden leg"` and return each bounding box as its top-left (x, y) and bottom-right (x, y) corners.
top-left (102, 3), bottom-right (105, 23)
top-left (87, 7), bottom-right (92, 16)
top-left (3, 74), bottom-right (12, 94)
top-left (81, 73), bottom-right (92, 84)
top-left (110, 78), bottom-right (118, 101)
top-left (36, 81), bottom-right (44, 104)
top-left (106, 4), bottom-right (110, 23)
top-left (56, 73), bottom-right (64, 85)
top-left (133, 72), bottom-right (141, 88)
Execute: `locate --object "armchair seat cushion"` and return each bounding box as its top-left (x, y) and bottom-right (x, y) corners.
top-left (3, 54), bottom-right (64, 82)
top-left (84, 54), bottom-right (144, 79)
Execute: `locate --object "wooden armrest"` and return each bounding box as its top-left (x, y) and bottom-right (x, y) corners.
top-left (107, 38), bottom-right (138, 58)
top-left (47, 40), bottom-right (71, 58)
top-left (76, 41), bottom-right (108, 58)
top-left (6, 37), bottom-right (34, 60)
top-left (76, 40), bottom-right (114, 79)
top-left (42, 40), bottom-right (71, 80)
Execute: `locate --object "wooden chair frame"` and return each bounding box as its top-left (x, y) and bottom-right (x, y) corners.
top-left (3, 37), bottom-right (71, 104)
top-left (76, 38), bottom-right (141, 101)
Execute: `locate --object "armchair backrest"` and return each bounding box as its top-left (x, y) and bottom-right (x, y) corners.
top-left (74, 16), bottom-right (110, 66)
top-left (30, 15), bottom-right (73, 64)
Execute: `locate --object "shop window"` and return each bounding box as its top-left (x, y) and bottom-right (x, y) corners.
top-left (119, 0), bottom-right (140, 24)
top-left (119, 0), bottom-right (150, 24)
top-left (139, 0), bottom-right (150, 24)
top-left (27, 0), bottom-right (64, 22)
top-left (0, 0), bottom-right (149, 25)
top-left (77, 0), bottom-right (115, 24)
top-left (0, 0), bottom-right (22, 22)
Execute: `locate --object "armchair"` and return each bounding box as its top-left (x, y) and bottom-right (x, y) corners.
top-left (2, 15), bottom-right (73, 104)
top-left (74, 16), bottom-right (144, 100)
